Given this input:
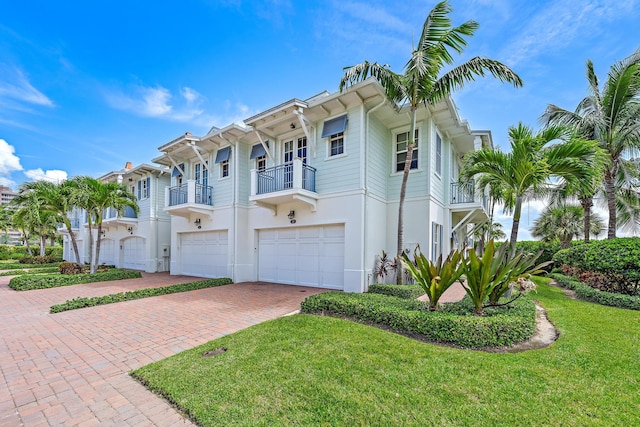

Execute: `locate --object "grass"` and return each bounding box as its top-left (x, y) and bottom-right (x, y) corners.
top-left (132, 279), bottom-right (640, 426)
top-left (0, 266), bottom-right (61, 276)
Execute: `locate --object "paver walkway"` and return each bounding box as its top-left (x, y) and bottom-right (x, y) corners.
top-left (0, 272), bottom-right (326, 426)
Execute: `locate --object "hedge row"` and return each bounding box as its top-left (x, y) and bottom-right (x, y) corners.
top-left (0, 245), bottom-right (63, 260)
top-left (549, 273), bottom-right (640, 311)
top-left (0, 262), bottom-right (61, 270)
top-left (0, 267), bottom-right (61, 276)
top-left (9, 269), bottom-right (142, 291)
top-left (368, 284), bottom-right (424, 300)
top-left (50, 278), bottom-right (233, 313)
top-left (300, 292), bottom-right (536, 348)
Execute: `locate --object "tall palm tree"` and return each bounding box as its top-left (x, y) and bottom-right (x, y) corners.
top-left (74, 177), bottom-right (138, 273)
top-left (542, 48), bottom-right (640, 238)
top-left (0, 205), bottom-right (12, 243)
top-left (11, 184), bottom-right (62, 256)
top-left (532, 204), bottom-right (604, 248)
top-left (461, 124), bottom-right (600, 251)
top-left (339, 0), bottom-right (522, 282)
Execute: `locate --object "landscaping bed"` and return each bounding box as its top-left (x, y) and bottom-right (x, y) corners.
top-left (131, 281), bottom-right (640, 426)
top-left (0, 266), bottom-right (61, 276)
top-left (549, 273), bottom-right (640, 310)
top-left (50, 278), bottom-right (233, 313)
top-left (9, 269), bottom-right (142, 291)
top-left (301, 291), bottom-right (536, 348)
top-left (0, 262), bottom-right (61, 270)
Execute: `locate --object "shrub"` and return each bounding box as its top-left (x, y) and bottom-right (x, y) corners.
top-left (0, 266), bottom-right (61, 276)
top-left (50, 278), bottom-right (233, 313)
top-left (301, 292), bottom-right (536, 348)
top-left (59, 262), bottom-right (85, 274)
top-left (9, 269), bottom-right (142, 291)
top-left (368, 284), bottom-right (424, 300)
top-left (514, 241), bottom-right (562, 271)
top-left (550, 273), bottom-right (640, 311)
top-left (579, 270), bottom-right (640, 296)
top-left (0, 262), bottom-right (62, 270)
top-left (19, 255), bottom-right (58, 264)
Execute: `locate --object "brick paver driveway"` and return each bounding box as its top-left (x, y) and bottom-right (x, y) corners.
top-left (0, 272), bottom-right (326, 426)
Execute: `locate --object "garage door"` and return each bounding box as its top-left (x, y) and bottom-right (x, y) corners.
top-left (98, 239), bottom-right (117, 266)
top-left (180, 231), bottom-right (228, 278)
top-left (123, 237), bottom-right (146, 270)
top-left (258, 225), bottom-right (344, 289)
top-left (65, 239), bottom-right (83, 263)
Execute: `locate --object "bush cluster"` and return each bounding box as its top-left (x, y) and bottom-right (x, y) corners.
top-left (552, 238), bottom-right (640, 296)
top-left (59, 262), bottom-right (85, 274)
top-left (19, 255), bottom-right (58, 264)
top-left (9, 269), bottom-right (142, 291)
top-left (0, 245), bottom-right (63, 261)
top-left (368, 284), bottom-right (424, 300)
top-left (549, 273), bottom-right (640, 311)
top-left (50, 278), bottom-right (233, 313)
top-left (301, 292), bottom-right (536, 348)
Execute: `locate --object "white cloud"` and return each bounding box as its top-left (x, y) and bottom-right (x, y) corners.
top-left (23, 168), bottom-right (68, 184)
top-left (0, 65), bottom-right (54, 107)
top-left (0, 139), bottom-right (23, 187)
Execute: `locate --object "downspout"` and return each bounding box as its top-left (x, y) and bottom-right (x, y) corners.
top-left (363, 97), bottom-right (386, 292)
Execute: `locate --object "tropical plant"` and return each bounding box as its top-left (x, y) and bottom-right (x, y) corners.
top-left (339, 0), bottom-right (522, 282)
top-left (461, 125), bottom-right (600, 251)
top-left (0, 205), bottom-right (12, 242)
top-left (400, 247), bottom-right (464, 311)
top-left (532, 204), bottom-right (604, 248)
top-left (460, 240), bottom-right (549, 315)
top-left (473, 220), bottom-right (506, 254)
top-left (11, 183), bottom-right (62, 257)
top-left (72, 176), bottom-right (138, 274)
top-left (542, 48), bottom-right (640, 238)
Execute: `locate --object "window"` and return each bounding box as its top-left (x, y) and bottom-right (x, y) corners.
top-left (283, 136), bottom-right (307, 163)
top-left (256, 155), bottom-right (266, 172)
top-left (395, 129), bottom-right (419, 172)
top-left (195, 162), bottom-right (209, 186)
top-left (215, 146), bottom-right (231, 179)
top-left (432, 222), bottom-right (443, 262)
top-left (250, 142), bottom-right (268, 171)
top-left (436, 133), bottom-right (442, 176)
top-left (172, 163), bottom-right (184, 186)
top-left (137, 177), bottom-right (150, 199)
top-left (329, 132), bottom-right (344, 156)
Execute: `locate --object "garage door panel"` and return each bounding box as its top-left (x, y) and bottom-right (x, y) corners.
top-left (123, 237), bottom-right (146, 270)
top-left (258, 225), bottom-right (344, 290)
top-left (99, 239), bottom-right (116, 266)
top-left (180, 231), bottom-right (228, 278)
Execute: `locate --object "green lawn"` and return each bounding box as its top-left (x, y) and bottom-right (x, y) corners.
top-left (132, 281), bottom-right (640, 426)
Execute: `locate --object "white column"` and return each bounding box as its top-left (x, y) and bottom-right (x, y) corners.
top-left (250, 169), bottom-right (257, 196)
top-left (293, 158), bottom-right (303, 190)
top-left (187, 179), bottom-right (196, 204)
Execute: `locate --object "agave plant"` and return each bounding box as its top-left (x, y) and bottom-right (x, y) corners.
top-left (461, 240), bottom-right (550, 315)
top-left (401, 247), bottom-right (465, 311)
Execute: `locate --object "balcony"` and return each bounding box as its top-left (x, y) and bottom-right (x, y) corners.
top-left (164, 180), bottom-right (214, 218)
top-left (250, 158), bottom-right (318, 212)
top-left (56, 217), bottom-right (81, 233)
top-left (101, 205), bottom-right (138, 229)
top-left (450, 179), bottom-right (489, 238)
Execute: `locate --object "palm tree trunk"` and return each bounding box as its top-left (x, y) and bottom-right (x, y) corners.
top-left (94, 223), bottom-right (103, 274)
top-left (509, 196), bottom-right (523, 253)
top-left (39, 232), bottom-right (46, 257)
top-left (604, 168), bottom-right (617, 239)
top-left (580, 196), bottom-right (593, 243)
top-left (396, 108), bottom-right (418, 284)
top-left (66, 221), bottom-right (81, 263)
top-left (87, 217), bottom-right (95, 273)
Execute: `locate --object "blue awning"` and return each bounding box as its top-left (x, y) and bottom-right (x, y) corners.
top-left (215, 146), bottom-right (231, 163)
top-left (321, 114), bottom-right (348, 138)
top-left (171, 163), bottom-right (184, 177)
top-left (249, 142), bottom-right (268, 159)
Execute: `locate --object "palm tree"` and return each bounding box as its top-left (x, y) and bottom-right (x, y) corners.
top-left (11, 184), bottom-right (62, 256)
top-left (74, 177), bottom-right (138, 273)
top-left (532, 204), bottom-right (604, 248)
top-left (542, 48), bottom-right (640, 238)
top-left (339, 0), bottom-right (522, 282)
top-left (461, 124), bottom-right (600, 251)
top-left (0, 205), bottom-right (12, 243)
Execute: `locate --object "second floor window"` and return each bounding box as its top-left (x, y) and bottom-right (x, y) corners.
top-left (137, 177), bottom-right (150, 200)
top-left (220, 160), bottom-right (229, 178)
top-left (256, 155), bottom-right (266, 172)
top-left (195, 162), bottom-right (209, 186)
top-left (215, 146), bottom-right (231, 179)
top-left (322, 114), bottom-right (347, 157)
top-left (250, 142), bottom-right (268, 172)
top-left (396, 129), bottom-right (419, 172)
top-left (284, 137), bottom-right (307, 163)
top-left (329, 132), bottom-right (344, 156)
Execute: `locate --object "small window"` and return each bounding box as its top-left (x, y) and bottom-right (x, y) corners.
top-left (256, 155), bottom-right (266, 172)
top-left (395, 129), bottom-right (419, 172)
top-left (195, 163), bottom-right (209, 186)
top-left (432, 222), bottom-right (443, 262)
top-left (137, 178), bottom-right (149, 199)
top-left (220, 160), bottom-right (229, 178)
top-left (329, 132), bottom-right (344, 157)
top-left (436, 133), bottom-right (442, 176)
top-left (215, 146), bottom-right (231, 179)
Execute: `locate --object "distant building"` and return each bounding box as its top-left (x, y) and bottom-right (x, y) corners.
top-left (0, 186), bottom-right (16, 205)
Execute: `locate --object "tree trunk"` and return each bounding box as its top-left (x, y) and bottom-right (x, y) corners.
top-left (66, 219), bottom-right (81, 263)
top-left (580, 196), bottom-right (593, 243)
top-left (87, 217), bottom-right (95, 273)
top-left (509, 196), bottom-right (523, 254)
top-left (23, 231), bottom-right (32, 256)
top-left (604, 168), bottom-right (617, 239)
top-left (94, 223), bottom-right (103, 274)
top-left (39, 233), bottom-right (46, 257)
top-left (396, 108), bottom-right (418, 284)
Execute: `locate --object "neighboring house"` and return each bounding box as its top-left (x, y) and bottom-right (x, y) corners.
top-left (58, 162), bottom-right (172, 272)
top-left (153, 79), bottom-right (489, 292)
top-left (0, 185), bottom-right (17, 205)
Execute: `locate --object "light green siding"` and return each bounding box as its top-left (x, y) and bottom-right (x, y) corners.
top-left (213, 146), bottom-right (233, 206)
top-left (366, 114), bottom-right (390, 198)
top-left (237, 142), bottom-right (251, 204)
top-left (387, 121), bottom-right (429, 200)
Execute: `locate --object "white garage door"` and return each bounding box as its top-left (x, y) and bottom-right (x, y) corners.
top-left (258, 225), bottom-right (345, 290)
top-left (123, 237), bottom-right (146, 270)
top-left (65, 240), bottom-right (83, 264)
top-left (98, 239), bottom-right (117, 266)
top-left (180, 231), bottom-right (228, 278)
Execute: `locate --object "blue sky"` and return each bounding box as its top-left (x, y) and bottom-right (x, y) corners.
top-left (1, 0), bottom-right (639, 238)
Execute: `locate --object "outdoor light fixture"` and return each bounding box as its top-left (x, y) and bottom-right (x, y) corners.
top-left (288, 210), bottom-right (296, 224)
top-left (101, 230), bottom-right (106, 237)
top-left (128, 177), bottom-right (133, 182)
top-left (127, 226), bottom-right (133, 235)
top-left (290, 122), bottom-right (296, 129)
top-left (194, 218), bottom-right (201, 229)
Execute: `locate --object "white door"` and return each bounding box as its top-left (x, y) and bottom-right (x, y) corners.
top-left (180, 231), bottom-right (228, 278)
top-left (258, 225), bottom-right (344, 289)
top-left (98, 239), bottom-right (117, 266)
top-left (122, 237), bottom-right (146, 270)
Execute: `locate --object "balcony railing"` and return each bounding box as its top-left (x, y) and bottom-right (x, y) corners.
top-left (451, 180), bottom-right (476, 204)
top-left (167, 181), bottom-right (213, 207)
top-left (57, 217), bottom-right (81, 230)
top-left (102, 206), bottom-right (137, 220)
top-left (253, 160), bottom-right (316, 195)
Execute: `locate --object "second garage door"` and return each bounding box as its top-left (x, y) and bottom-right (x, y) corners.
top-left (180, 231), bottom-right (228, 278)
top-left (258, 225), bottom-right (345, 290)
top-left (98, 239), bottom-right (117, 266)
top-left (123, 237), bottom-right (146, 270)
